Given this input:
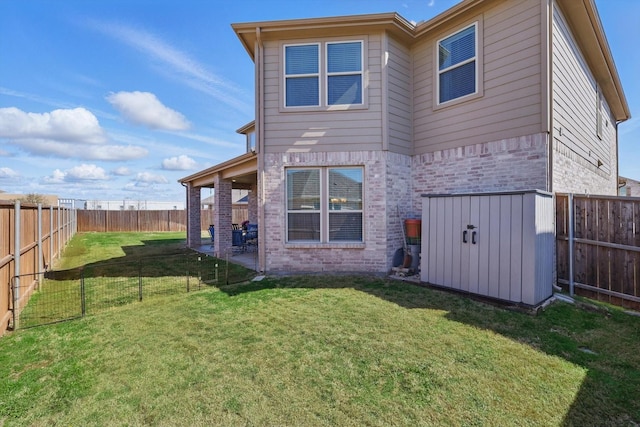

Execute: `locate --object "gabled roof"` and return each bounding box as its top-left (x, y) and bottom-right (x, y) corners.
top-left (232, 0), bottom-right (629, 122)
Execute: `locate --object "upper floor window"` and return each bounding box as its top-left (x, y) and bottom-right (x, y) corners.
top-left (327, 42), bottom-right (362, 105)
top-left (437, 23), bottom-right (477, 104)
top-left (596, 86), bottom-right (604, 140)
top-left (285, 44), bottom-right (320, 107)
top-left (246, 131), bottom-right (256, 153)
top-left (284, 41), bottom-right (363, 108)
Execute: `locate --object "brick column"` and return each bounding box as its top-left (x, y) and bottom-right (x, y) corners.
top-left (187, 184), bottom-right (201, 248)
top-left (213, 176), bottom-right (233, 257)
top-left (248, 182), bottom-right (258, 224)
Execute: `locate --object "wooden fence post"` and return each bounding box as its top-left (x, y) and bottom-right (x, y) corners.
top-left (49, 206), bottom-right (53, 269)
top-left (37, 204), bottom-right (43, 284)
top-left (568, 193), bottom-right (574, 297)
top-left (13, 200), bottom-right (20, 330)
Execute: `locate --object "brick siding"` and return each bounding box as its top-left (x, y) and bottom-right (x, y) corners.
top-left (552, 140), bottom-right (617, 195)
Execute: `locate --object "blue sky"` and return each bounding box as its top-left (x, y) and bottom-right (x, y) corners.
top-left (1, 0), bottom-right (638, 202)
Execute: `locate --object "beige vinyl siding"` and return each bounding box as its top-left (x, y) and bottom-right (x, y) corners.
top-left (263, 35), bottom-right (384, 154)
top-left (412, 0), bottom-right (542, 154)
top-left (386, 35), bottom-right (412, 155)
top-left (552, 5), bottom-right (611, 173)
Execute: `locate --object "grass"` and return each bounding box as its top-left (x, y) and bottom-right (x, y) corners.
top-left (1, 233), bottom-right (639, 426)
top-left (17, 232), bottom-right (254, 328)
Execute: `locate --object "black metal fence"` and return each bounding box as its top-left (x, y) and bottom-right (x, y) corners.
top-left (9, 252), bottom-right (254, 330)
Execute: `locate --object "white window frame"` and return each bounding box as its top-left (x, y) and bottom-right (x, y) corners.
top-left (285, 166), bottom-right (364, 243)
top-left (325, 41), bottom-right (364, 107)
top-left (282, 39), bottom-right (365, 111)
top-left (596, 85), bottom-right (603, 140)
top-left (283, 43), bottom-right (321, 108)
top-left (436, 22), bottom-right (479, 106)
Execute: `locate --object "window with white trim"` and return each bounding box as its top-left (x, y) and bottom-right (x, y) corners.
top-left (284, 44), bottom-right (320, 107)
top-left (286, 167), bottom-right (363, 242)
top-left (284, 41), bottom-right (363, 108)
top-left (596, 86), bottom-right (604, 139)
top-left (327, 42), bottom-right (362, 105)
top-left (437, 23), bottom-right (477, 104)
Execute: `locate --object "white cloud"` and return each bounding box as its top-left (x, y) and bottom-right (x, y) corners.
top-left (161, 154), bottom-right (197, 170)
top-left (0, 106), bottom-right (148, 161)
top-left (66, 164), bottom-right (109, 181)
top-left (0, 167), bottom-right (19, 179)
top-left (0, 107), bottom-right (106, 144)
top-left (112, 166), bottom-right (133, 176)
top-left (106, 91), bottom-right (190, 131)
top-left (135, 172), bottom-right (168, 184)
top-left (42, 164), bottom-right (109, 184)
top-left (13, 138), bottom-right (147, 161)
top-left (43, 169), bottom-right (67, 184)
top-left (89, 21), bottom-right (252, 114)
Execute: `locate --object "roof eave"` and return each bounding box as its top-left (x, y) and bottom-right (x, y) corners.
top-left (178, 151), bottom-right (257, 185)
top-left (232, 12), bottom-right (415, 60)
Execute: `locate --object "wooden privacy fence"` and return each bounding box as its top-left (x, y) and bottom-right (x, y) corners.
top-left (0, 201), bottom-right (76, 334)
top-left (556, 194), bottom-right (640, 310)
top-left (76, 207), bottom-right (248, 232)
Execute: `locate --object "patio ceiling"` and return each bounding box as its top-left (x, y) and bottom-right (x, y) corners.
top-left (179, 152), bottom-right (257, 189)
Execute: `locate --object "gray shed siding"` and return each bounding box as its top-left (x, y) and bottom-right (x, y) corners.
top-left (412, 0), bottom-right (543, 154)
top-left (263, 35), bottom-right (384, 154)
top-left (551, 4), bottom-right (617, 194)
top-left (421, 191), bottom-right (554, 306)
top-left (386, 34), bottom-right (413, 156)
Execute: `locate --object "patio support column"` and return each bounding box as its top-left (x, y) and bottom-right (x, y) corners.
top-left (186, 183), bottom-right (201, 248)
top-left (213, 176), bottom-right (233, 257)
top-left (248, 182), bottom-right (258, 223)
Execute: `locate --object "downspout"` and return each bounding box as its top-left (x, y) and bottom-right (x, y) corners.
top-left (547, 0), bottom-right (555, 194)
top-left (615, 120), bottom-right (621, 194)
top-left (256, 27), bottom-right (266, 273)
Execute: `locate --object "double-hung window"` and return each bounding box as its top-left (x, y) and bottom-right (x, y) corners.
top-left (285, 44), bottom-right (320, 107)
top-left (327, 42), bottom-right (362, 105)
top-left (287, 167), bottom-right (363, 242)
top-left (284, 40), bottom-right (363, 108)
top-left (437, 23), bottom-right (477, 104)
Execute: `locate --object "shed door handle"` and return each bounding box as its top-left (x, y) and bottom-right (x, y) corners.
top-left (462, 230), bottom-right (468, 243)
top-left (472, 231), bottom-right (477, 245)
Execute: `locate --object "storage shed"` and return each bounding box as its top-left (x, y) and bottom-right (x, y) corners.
top-left (420, 191), bottom-right (554, 307)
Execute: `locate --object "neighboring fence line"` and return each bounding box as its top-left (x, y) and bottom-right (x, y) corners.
top-left (556, 193), bottom-right (640, 310)
top-left (1, 201), bottom-right (76, 333)
top-left (77, 208), bottom-right (248, 232)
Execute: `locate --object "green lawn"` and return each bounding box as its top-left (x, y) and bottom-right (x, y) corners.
top-left (1, 232), bottom-right (639, 426)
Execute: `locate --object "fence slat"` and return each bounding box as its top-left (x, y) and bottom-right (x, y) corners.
top-left (76, 208), bottom-right (249, 233)
top-left (1, 202), bottom-right (75, 335)
top-left (557, 194), bottom-right (640, 310)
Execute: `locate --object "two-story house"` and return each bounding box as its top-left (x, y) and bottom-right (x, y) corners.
top-left (180, 0), bottom-right (630, 275)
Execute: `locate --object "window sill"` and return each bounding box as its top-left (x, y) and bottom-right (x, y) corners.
top-left (433, 90), bottom-right (482, 111)
top-left (285, 242), bottom-right (366, 249)
top-left (279, 103), bottom-right (368, 114)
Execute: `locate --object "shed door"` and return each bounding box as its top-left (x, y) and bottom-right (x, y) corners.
top-left (423, 194), bottom-right (524, 302)
top-left (425, 195), bottom-right (481, 291)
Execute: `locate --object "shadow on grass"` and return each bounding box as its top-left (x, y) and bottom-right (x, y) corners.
top-left (45, 239), bottom-right (253, 284)
top-left (217, 275), bottom-right (640, 426)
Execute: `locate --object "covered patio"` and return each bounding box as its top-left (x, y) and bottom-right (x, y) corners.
top-left (179, 151), bottom-right (259, 269)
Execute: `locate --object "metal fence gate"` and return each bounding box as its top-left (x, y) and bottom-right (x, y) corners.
top-left (9, 252), bottom-right (249, 330)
